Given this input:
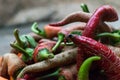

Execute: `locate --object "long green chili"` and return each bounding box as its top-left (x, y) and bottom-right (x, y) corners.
top-left (78, 56), bottom-right (101, 80)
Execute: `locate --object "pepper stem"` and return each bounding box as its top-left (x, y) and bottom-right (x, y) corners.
top-left (31, 22), bottom-right (46, 37)
top-left (78, 56), bottom-right (101, 80)
top-left (58, 75), bottom-right (66, 80)
top-left (10, 43), bottom-right (29, 57)
top-left (37, 48), bottom-right (54, 61)
top-left (97, 32), bottom-right (120, 40)
top-left (25, 35), bottom-right (37, 48)
top-left (52, 33), bottom-right (65, 52)
top-left (36, 69), bottom-right (60, 80)
top-left (14, 29), bottom-right (24, 48)
top-left (80, 3), bottom-right (90, 13)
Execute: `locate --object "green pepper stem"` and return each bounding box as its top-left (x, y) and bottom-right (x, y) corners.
top-left (97, 32), bottom-right (120, 40)
top-left (78, 56), bottom-right (101, 80)
top-left (58, 75), bottom-right (66, 80)
top-left (80, 3), bottom-right (90, 13)
top-left (25, 35), bottom-right (37, 48)
top-left (37, 48), bottom-right (54, 61)
top-left (10, 43), bottom-right (29, 57)
top-left (36, 69), bottom-right (60, 80)
top-left (31, 22), bottom-right (46, 37)
top-left (52, 33), bottom-right (65, 52)
top-left (14, 29), bottom-right (24, 48)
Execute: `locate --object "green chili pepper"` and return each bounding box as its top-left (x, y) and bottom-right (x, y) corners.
top-left (78, 56), bottom-right (101, 80)
top-left (80, 3), bottom-right (90, 13)
top-left (96, 30), bottom-right (120, 45)
top-left (31, 22), bottom-right (46, 37)
top-left (10, 43), bottom-right (33, 62)
top-left (36, 69), bottom-right (60, 80)
top-left (37, 48), bottom-right (54, 61)
top-left (52, 33), bottom-right (65, 52)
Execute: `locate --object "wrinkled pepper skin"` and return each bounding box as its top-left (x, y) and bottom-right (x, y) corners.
top-left (82, 5), bottom-right (118, 38)
top-left (68, 35), bottom-right (120, 80)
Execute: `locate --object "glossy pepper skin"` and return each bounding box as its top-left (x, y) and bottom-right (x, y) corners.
top-left (78, 56), bottom-right (101, 80)
top-left (82, 5), bottom-right (118, 38)
top-left (68, 35), bottom-right (120, 80)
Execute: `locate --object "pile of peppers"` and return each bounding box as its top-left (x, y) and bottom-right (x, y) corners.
top-left (1, 3), bottom-right (120, 80)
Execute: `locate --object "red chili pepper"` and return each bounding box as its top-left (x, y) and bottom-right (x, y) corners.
top-left (49, 11), bottom-right (112, 33)
top-left (68, 35), bottom-right (120, 80)
top-left (82, 5), bottom-right (118, 38)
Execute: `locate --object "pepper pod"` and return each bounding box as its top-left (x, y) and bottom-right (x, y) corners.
top-left (78, 56), bottom-right (101, 80)
top-left (82, 5), bottom-right (118, 38)
top-left (68, 35), bottom-right (120, 80)
top-left (0, 53), bottom-right (26, 79)
top-left (33, 39), bottom-right (56, 62)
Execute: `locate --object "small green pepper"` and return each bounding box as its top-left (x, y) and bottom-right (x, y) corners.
top-left (31, 22), bottom-right (46, 37)
top-left (80, 3), bottom-right (90, 13)
top-left (96, 30), bottom-right (120, 45)
top-left (78, 56), bottom-right (101, 80)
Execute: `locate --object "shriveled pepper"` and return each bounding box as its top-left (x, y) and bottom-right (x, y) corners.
top-left (68, 35), bottom-right (120, 80)
top-left (82, 5), bottom-right (118, 38)
top-left (80, 3), bottom-right (90, 13)
top-left (78, 56), bottom-right (101, 80)
top-left (97, 30), bottom-right (120, 45)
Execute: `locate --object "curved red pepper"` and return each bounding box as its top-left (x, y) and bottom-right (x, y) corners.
top-left (68, 35), bottom-right (120, 80)
top-left (82, 5), bottom-right (118, 38)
